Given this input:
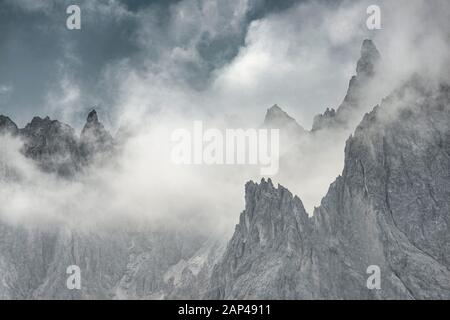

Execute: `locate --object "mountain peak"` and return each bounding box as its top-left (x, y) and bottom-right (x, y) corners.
top-left (267, 104), bottom-right (282, 112)
top-left (312, 39), bottom-right (381, 131)
top-left (265, 104), bottom-right (288, 119)
top-left (80, 109), bottom-right (114, 159)
top-left (87, 109), bottom-right (99, 124)
top-left (263, 104), bottom-right (305, 134)
top-left (0, 115), bottom-right (19, 135)
top-left (356, 39), bottom-right (380, 77)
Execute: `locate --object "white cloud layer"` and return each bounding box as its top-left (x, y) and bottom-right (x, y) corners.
top-left (1, 0), bottom-right (450, 233)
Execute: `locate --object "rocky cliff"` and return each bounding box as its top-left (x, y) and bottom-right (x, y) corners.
top-left (312, 39), bottom-right (381, 131)
top-left (0, 40), bottom-right (449, 300)
top-left (0, 109), bottom-right (114, 177)
top-left (208, 77), bottom-right (450, 299)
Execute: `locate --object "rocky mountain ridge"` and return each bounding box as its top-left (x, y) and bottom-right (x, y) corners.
top-left (312, 39), bottom-right (381, 131)
top-left (208, 77), bottom-right (450, 299)
top-left (0, 40), bottom-right (449, 299)
top-left (0, 109), bottom-right (114, 176)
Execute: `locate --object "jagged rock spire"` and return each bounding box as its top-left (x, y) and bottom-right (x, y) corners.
top-left (264, 104), bottom-right (296, 126)
top-left (263, 104), bottom-right (306, 136)
top-left (80, 109), bottom-right (114, 160)
top-left (209, 178), bottom-right (311, 299)
top-left (312, 39), bottom-right (381, 131)
top-left (210, 77), bottom-right (450, 300)
top-left (0, 115), bottom-right (19, 135)
top-left (356, 39), bottom-right (380, 78)
top-left (19, 116), bottom-right (79, 176)
top-left (86, 109), bottom-right (99, 124)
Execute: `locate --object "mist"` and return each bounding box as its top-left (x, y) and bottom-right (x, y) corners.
top-left (1, 0), bottom-right (450, 235)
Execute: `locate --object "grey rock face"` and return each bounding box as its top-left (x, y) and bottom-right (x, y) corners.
top-left (356, 39), bottom-right (381, 78)
top-left (111, 229), bottom-right (206, 300)
top-left (1, 40), bottom-right (448, 300)
top-left (209, 78), bottom-right (450, 299)
top-left (312, 39), bottom-right (381, 131)
top-left (19, 116), bottom-right (81, 176)
top-left (0, 220), bottom-right (207, 299)
top-left (208, 179), bottom-right (314, 299)
top-left (262, 104), bottom-right (309, 157)
top-left (0, 115), bottom-right (18, 136)
top-left (0, 109), bottom-right (211, 300)
top-left (320, 79), bottom-right (450, 299)
top-left (80, 110), bottom-right (114, 162)
top-left (0, 110), bottom-right (115, 176)
top-left (263, 104), bottom-right (306, 136)
top-left (163, 238), bottom-right (226, 299)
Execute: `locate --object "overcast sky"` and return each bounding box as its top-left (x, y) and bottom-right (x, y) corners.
top-left (1, 0), bottom-right (448, 131)
top-left (1, 0), bottom-right (449, 226)
top-left (0, 0), bottom-right (375, 129)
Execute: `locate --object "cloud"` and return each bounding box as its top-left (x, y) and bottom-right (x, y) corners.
top-left (0, 85), bottom-right (12, 94)
top-left (1, 0), bottom-right (450, 230)
top-left (209, 0), bottom-right (364, 127)
top-left (83, 0), bottom-right (450, 216)
top-left (4, 0), bottom-right (55, 12)
top-left (0, 119), bottom-right (252, 236)
top-left (0, 85), bottom-right (13, 104)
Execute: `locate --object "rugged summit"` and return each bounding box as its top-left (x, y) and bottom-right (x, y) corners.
top-left (80, 110), bottom-right (114, 160)
top-left (263, 104), bottom-right (306, 136)
top-left (356, 39), bottom-right (380, 78)
top-left (0, 115), bottom-right (18, 136)
top-left (19, 116), bottom-right (80, 175)
top-left (1, 39), bottom-right (449, 300)
top-left (0, 110), bottom-right (114, 175)
top-left (209, 179), bottom-right (313, 299)
top-left (209, 78), bottom-right (450, 299)
top-left (312, 39), bottom-right (381, 131)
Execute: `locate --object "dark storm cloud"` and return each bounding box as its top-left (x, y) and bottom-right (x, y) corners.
top-left (0, 0), bottom-right (141, 126)
top-left (0, 0), bottom-right (309, 127)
